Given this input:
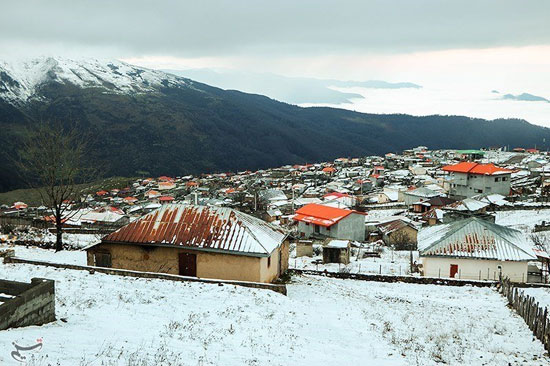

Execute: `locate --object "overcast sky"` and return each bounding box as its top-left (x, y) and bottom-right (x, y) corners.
top-left (1, 1), bottom-right (550, 113)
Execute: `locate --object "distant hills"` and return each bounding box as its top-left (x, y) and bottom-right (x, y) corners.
top-left (163, 68), bottom-right (421, 104)
top-left (502, 93), bottom-right (549, 103)
top-left (1, 56), bottom-right (549, 192)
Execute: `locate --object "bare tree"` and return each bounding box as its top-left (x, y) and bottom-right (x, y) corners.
top-left (390, 230), bottom-right (417, 273)
top-left (17, 123), bottom-right (90, 251)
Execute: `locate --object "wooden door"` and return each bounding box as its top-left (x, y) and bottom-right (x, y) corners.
top-left (450, 264), bottom-right (458, 278)
top-left (179, 252), bottom-right (197, 277)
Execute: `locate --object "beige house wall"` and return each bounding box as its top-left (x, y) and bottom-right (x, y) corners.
top-left (87, 242), bottom-right (289, 283)
top-left (421, 256), bottom-right (529, 282)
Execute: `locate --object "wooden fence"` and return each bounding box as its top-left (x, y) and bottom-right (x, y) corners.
top-left (500, 278), bottom-right (550, 352)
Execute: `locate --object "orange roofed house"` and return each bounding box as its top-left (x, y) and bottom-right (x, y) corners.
top-left (86, 204), bottom-right (289, 283)
top-left (293, 203), bottom-right (365, 241)
top-left (442, 162), bottom-right (512, 199)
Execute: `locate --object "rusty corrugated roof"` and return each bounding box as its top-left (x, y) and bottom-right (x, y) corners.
top-left (418, 217), bottom-right (536, 261)
top-left (102, 204), bottom-right (287, 256)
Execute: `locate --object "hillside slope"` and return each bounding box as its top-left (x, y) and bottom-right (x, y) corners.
top-left (1, 57), bottom-right (549, 192)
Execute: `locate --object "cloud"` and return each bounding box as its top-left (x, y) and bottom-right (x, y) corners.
top-left (1, 0), bottom-right (549, 59)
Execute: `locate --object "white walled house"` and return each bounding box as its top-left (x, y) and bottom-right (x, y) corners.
top-left (442, 162), bottom-right (512, 199)
top-left (418, 217), bottom-right (536, 282)
top-left (293, 203), bottom-right (365, 241)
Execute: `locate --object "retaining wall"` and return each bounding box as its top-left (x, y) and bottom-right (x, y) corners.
top-left (290, 268), bottom-right (497, 287)
top-left (0, 278), bottom-right (56, 330)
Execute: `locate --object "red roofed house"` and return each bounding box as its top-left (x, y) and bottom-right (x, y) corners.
top-left (159, 196), bottom-right (175, 204)
top-left (12, 201), bottom-right (28, 210)
top-left (442, 162), bottom-right (512, 199)
top-left (293, 203), bottom-right (365, 241)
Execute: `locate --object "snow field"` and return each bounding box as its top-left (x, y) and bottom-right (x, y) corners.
top-left (0, 260), bottom-right (547, 366)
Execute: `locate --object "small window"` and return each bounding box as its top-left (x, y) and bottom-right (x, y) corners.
top-left (502, 177), bottom-right (508, 181)
top-left (95, 252), bottom-right (112, 268)
top-left (475, 189), bottom-right (483, 193)
top-left (267, 256), bottom-right (271, 267)
top-left (495, 177), bottom-right (499, 182)
top-left (327, 226), bottom-right (331, 231)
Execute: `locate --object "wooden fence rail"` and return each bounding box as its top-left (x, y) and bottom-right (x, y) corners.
top-left (500, 278), bottom-right (550, 352)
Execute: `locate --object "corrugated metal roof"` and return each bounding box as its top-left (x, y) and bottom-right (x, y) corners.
top-left (418, 217), bottom-right (536, 261)
top-left (442, 162), bottom-right (512, 175)
top-left (102, 204), bottom-right (287, 256)
top-left (293, 203), bottom-right (356, 227)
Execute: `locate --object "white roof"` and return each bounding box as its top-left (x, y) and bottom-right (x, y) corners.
top-left (418, 218), bottom-right (536, 261)
top-left (325, 239), bottom-right (350, 248)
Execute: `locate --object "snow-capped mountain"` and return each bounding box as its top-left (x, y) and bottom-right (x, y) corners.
top-left (0, 56), bottom-right (188, 104)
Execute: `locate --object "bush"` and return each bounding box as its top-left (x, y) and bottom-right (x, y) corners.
top-left (0, 223), bottom-right (14, 235)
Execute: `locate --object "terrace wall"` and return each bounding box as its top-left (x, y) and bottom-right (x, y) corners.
top-left (0, 278), bottom-right (55, 330)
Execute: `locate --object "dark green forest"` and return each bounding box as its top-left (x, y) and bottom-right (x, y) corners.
top-left (1, 78), bottom-right (549, 192)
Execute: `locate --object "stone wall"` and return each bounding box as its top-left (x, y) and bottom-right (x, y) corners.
top-left (0, 278), bottom-right (55, 330)
top-left (290, 269), bottom-right (497, 287)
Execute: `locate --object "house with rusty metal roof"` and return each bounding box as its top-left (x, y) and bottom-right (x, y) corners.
top-left (418, 217), bottom-right (536, 282)
top-left (293, 203), bottom-right (365, 241)
top-left (86, 204), bottom-right (289, 283)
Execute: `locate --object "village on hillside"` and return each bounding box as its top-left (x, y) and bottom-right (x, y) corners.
top-left (3, 146), bottom-right (550, 365)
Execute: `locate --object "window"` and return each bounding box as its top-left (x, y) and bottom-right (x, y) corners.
top-left (267, 256), bottom-right (271, 267)
top-left (495, 177), bottom-right (500, 182)
top-left (326, 226), bottom-right (331, 231)
top-left (502, 177), bottom-right (508, 181)
top-left (94, 252), bottom-right (112, 268)
top-left (475, 189), bottom-right (483, 193)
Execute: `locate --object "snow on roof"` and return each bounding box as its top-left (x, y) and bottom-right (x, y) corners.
top-left (404, 187), bottom-right (441, 198)
top-left (382, 191), bottom-right (399, 201)
top-left (418, 218), bottom-right (536, 261)
top-left (325, 239), bottom-right (350, 248)
top-left (447, 198), bottom-right (489, 212)
top-left (103, 204), bottom-right (287, 256)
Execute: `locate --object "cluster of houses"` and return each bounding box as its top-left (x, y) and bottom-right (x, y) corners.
top-left (3, 146), bottom-right (550, 283)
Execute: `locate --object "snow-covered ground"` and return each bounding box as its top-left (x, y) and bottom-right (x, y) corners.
top-left (522, 287), bottom-right (550, 312)
top-left (494, 209), bottom-right (550, 234)
top-left (0, 260), bottom-right (546, 366)
top-left (0, 232), bottom-right (97, 265)
top-left (291, 246), bottom-right (419, 276)
top-left (0, 243), bottom-right (86, 265)
top-left (0, 56), bottom-right (189, 104)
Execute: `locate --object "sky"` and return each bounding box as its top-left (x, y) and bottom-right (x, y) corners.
top-left (1, 0), bottom-right (550, 125)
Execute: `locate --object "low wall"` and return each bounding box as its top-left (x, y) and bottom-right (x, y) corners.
top-left (290, 269), bottom-right (497, 287)
top-left (3, 257), bottom-right (287, 295)
top-left (0, 278), bottom-right (56, 330)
